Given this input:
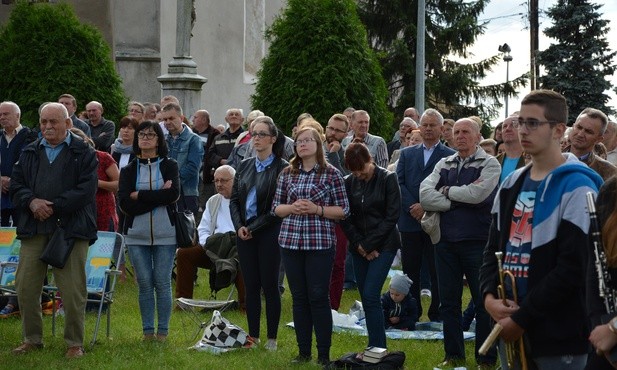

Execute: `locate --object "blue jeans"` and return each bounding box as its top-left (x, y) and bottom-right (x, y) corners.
top-left (281, 247), bottom-right (335, 359)
top-left (344, 250), bottom-right (356, 287)
top-left (435, 240), bottom-right (495, 364)
top-left (128, 244), bottom-right (176, 335)
top-left (352, 249), bottom-right (396, 348)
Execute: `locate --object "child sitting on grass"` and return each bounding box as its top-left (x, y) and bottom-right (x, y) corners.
top-left (381, 273), bottom-right (418, 330)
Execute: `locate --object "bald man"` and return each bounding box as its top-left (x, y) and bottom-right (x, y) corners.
top-left (85, 101), bottom-right (115, 152)
top-left (420, 118), bottom-right (500, 368)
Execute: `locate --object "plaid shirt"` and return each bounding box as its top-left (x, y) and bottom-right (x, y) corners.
top-left (272, 164), bottom-right (350, 250)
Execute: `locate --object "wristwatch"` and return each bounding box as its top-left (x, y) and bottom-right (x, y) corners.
top-left (608, 317), bottom-right (617, 335)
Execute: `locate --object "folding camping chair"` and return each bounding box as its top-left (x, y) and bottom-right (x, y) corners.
top-left (0, 227), bottom-right (20, 299)
top-left (48, 231), bottom-right (124, 347)
top-left (176, 286), bottom-right (237, 342)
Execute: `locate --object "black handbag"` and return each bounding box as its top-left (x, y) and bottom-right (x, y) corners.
top-left (40, 222), bottom-right (75, 269)
top-left (174, 189), bottom-right (196, 248)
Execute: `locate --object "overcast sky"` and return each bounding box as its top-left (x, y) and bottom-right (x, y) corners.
top-left (467, 0), bottom-right (617, 125)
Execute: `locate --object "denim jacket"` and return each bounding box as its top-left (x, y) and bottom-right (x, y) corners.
top-left (166, 124), bottom-right (204, 196)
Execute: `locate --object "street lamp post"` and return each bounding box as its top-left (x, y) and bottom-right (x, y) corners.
top-left (499, 43), bottom-right (513, 118)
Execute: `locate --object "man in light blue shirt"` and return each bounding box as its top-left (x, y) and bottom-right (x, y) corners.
top-left (341, 110), bottom-right (388, 168)
top-left (496, 115), bottom-right (525, 184)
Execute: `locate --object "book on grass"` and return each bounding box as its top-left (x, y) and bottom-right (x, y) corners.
top-left (363, 346), bottom-right (388, 363)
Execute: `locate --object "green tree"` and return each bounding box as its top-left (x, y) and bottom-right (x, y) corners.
top-left (0, 1), bottom-right (127, 126)
top-left (251, 0), bottom-right (392, 138)
top-left (357, 0), bottom-right (528, 127)
top-left (537, 0), bottom-right (616, 123)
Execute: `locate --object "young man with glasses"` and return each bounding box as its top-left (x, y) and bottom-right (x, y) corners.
top-left (323, 113), bottom-right (351, 310)
top-left (480, 90), bottom-right (604, 369)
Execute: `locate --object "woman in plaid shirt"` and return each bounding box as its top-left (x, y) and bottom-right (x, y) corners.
top-left (273, 126), bottom-right (350, 366)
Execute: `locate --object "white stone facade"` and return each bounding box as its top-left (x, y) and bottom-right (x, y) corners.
top-left (0, 0), bottom-right (285, 125)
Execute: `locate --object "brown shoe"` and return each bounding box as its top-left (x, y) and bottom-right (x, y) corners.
top-left (12, 342), bottom-right (43, 355)
top-left (65, 346), bottom-right (84, 359)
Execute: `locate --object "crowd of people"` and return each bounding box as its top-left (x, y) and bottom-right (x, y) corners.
top-left (2, 89), bottom-right (617, 369)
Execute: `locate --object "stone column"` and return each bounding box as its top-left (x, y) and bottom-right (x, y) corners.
top-left (158, 0), bottom-right (207, 118)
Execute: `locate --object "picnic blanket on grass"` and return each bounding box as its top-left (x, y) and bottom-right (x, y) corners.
top-left (286, 308), bottom-right (475, 341)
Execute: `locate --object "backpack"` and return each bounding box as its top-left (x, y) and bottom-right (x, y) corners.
top-left (331, 351), bottom-right (406, 369)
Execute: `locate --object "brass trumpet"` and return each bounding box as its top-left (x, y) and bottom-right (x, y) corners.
top-left (479, 251), bottom-right (528, 370)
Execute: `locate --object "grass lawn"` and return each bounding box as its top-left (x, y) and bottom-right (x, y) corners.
top-left (0, 268), bottom-right (477, 369)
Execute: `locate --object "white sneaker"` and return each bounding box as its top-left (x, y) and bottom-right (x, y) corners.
top-left (264, 338), bottom-right (277, 351)
top-left (420, 289), bottom-right (432, 298)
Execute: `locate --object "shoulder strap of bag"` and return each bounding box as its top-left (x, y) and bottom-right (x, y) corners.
top-left (208, 194), bottom-right (223, 233)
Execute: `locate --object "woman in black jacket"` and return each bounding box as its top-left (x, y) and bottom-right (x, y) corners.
top-left (342, 142), bottom-right (401, 350)
top-left (230, 116), bottom-right (288, 350)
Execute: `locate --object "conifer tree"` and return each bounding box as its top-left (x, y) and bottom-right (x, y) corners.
top-left (251, 0), bottom-right (392, 137)
top-left (537, 0), bottom-right (616, 123)
top-left (358, 0), bottom-right (528, 124)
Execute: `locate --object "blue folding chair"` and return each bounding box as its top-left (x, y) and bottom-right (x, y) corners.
top-left (49, 231), bottom-right (125, 347)
top-left (0, 227), bottom-right (20, 297)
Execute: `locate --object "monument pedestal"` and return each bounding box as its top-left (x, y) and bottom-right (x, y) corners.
top-left (157, 0), bottom-right (206, 117)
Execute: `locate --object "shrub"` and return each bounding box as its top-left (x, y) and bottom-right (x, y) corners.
top-left (0, 1), bottom-right (127, 126)
top-left (251, 0), bottom-right (392, 138)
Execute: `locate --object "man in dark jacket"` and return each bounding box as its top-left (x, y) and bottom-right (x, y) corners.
top-left (85, 100), bottom-right (115, 152)
top-left (192, 109), bottom-right (218, 214)
top-left (57, 94), bottom-right (91, 137)
top-left (204, 108), bottom-right (244, 200)
top-left (0, 101), bottom-right (35, 226)
top-left (397, 108), bottom-right (455, 323)
top-left (9, 103), bottom-right (98, 359)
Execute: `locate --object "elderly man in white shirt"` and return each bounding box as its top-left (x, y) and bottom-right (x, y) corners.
top-left (174, 165), bottom-right (245, 310)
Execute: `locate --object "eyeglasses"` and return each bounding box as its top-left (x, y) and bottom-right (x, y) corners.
top-left (326, 126), bottom-right (346, 134)
top-left (295, 138), bottom-right (316, 146)
top-left (512, 119), bottom-right (557, 130)
top-left (251, 131), bottom-right (273, 139)
top-left (137, 132), bottom-right (157, 139)
top-left (214, 178), bottom-right (232, 184)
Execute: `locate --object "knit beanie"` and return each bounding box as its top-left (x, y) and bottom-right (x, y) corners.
top-left (390, 273), bottom-right (412, 296)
